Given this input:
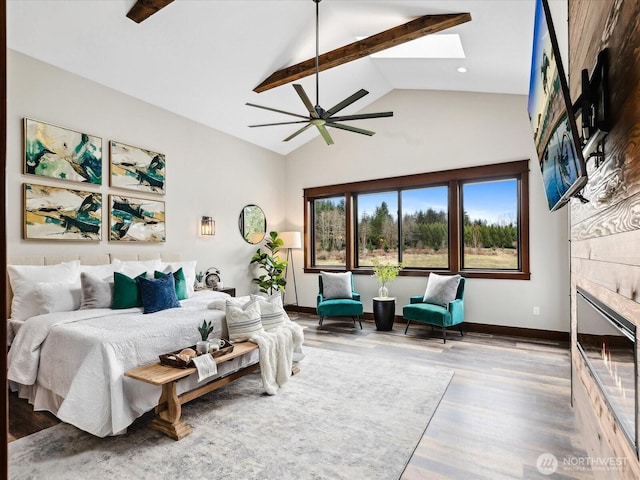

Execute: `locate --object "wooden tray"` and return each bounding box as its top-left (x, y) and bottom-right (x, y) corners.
top-left (159, 339), bottom-right (234, 368)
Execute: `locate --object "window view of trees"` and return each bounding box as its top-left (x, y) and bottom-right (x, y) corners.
top-left (462, 179), bottom-right (519, 269)
top-left (304, 160), bottom-right (529, 279)
top-left (357, 192), bottom-right (397, 266)
top-left (313, 197), bottom-right (346, 266)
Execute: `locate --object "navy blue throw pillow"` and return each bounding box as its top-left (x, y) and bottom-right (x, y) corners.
top-left (138, 273), bottom-right (181, 314)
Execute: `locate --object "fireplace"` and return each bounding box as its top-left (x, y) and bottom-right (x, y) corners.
top-left (576, 287), bottom-right (637, 455)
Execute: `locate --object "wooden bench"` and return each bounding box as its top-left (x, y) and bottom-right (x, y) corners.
top-left (125, 341), bottom-right (260, 440)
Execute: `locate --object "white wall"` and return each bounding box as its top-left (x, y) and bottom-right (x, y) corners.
top-left (284, 89), bottom-right (572, 333)
top-left (7, 51), bottom-right (286, 296)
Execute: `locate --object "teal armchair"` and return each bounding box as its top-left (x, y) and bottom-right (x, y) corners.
top-left (317, 274), bottom-right (363, 329)
top-left (403, 277), bottom-right (465, 343)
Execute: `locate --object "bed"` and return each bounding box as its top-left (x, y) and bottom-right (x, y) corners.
top-left (6, 253), bottom-right (264, 437)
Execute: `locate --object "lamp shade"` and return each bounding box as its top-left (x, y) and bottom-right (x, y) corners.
top-left (279, 231), bottom-right (302, 249)
top-left (200, 216), bottom-right (215, 236)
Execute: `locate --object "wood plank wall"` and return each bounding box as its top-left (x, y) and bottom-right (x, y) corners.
top-left (569, 0), bottom-right (640, 478)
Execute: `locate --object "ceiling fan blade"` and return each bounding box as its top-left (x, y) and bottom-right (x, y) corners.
top-left (327, 123), bottom-right (375, 136)
top-left (249, 120), bottom-right (310, 128)
top-left (254, 13), bottom-right (472, 93)
top-left (316, 124), bottom-right (335, 145)
top-left (323, 89), bottom-right (369, 118)
top-left (293, 84), bottom-right (319, 118)
top-left (245, 103), bottom-right (309, 120)
top-left (329, 112), bottom-right (394, 122)
top-left (126, 0), bottom-right (174, 23)
top-left (283, 124), bottom-right (313, 142)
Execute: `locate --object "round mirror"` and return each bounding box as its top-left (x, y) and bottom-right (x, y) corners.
top-left (239, 204), bottom-right (266, 244)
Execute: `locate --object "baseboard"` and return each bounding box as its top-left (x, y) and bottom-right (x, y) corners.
top-left (285, 306), bottom-right (570, 343)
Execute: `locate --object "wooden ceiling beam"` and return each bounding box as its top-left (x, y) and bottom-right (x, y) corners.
top-left (126, 0), bottom-right (175, 24)
top-left (253, 12), bottom-right (471, 93)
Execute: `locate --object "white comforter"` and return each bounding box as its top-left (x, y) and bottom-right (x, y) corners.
top-left (8, 291), bottom-right (257, 437)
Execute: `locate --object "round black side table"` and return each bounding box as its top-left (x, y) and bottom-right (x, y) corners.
top-left (373, 297), bottom-right (396, 331)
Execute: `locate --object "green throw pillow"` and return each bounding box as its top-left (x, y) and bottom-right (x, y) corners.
top-left (155, 268), bottom-right (188, 300)
top-left (113, 272), bottom-right (146, 309)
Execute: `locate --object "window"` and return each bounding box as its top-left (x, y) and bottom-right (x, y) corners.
top-left (312, 196), bottom-right (346, 267)
top-left (401, 186), bottom-right (449, 269)
top-left (304, 160), bottom-right (530, 280)
top-left (462, 179), bottom-right (519, 270)
top-left (356, 192), bottom-right (398, 267)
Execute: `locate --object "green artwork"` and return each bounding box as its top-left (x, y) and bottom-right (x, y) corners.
top-left (110, 141), bottom-right (165, 194)
top-left (24, 118), bottom-right (102, 185)
top-left (24, 183), bottom-right (102, 241)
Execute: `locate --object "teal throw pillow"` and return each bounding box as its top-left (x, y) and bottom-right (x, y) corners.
top-left (138, 274), bottom-right (181, 314)
top-left (155, 268), bottom-right (188, 300)
top-left (112, 272), bottom-right (146, 309)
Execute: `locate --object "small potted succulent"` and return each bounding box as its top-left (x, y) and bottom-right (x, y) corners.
top-left (196, 319), bottom-right (214, 354)
top-left (371, 260), bottom-right (404, 298)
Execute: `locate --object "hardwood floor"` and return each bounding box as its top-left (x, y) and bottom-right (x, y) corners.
top-left (9, 314), bottom-right (595, 479)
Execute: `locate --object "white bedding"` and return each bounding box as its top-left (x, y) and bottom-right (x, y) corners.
top-left (8, 290), bottom-right (259, 437)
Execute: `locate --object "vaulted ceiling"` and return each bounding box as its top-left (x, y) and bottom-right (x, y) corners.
top-left (7, 0), bottom-right (539, 155)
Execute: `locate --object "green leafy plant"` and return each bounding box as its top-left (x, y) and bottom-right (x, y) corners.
top-left (250, 231), bottom-right (288, 295)
top-left (371, 260), bottom-right (404, 285)
top-left (195, 271), bottom-right (204, 283)
top-left (198, 319), bottom-right (214, 341)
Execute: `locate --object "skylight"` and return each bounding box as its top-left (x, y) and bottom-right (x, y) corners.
top-left (358, 34), bottom-right (466, 59)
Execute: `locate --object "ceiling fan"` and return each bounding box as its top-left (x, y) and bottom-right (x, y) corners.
top-left (245, 0), bottom-right (394, 145)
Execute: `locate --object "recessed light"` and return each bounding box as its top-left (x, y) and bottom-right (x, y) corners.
top-left (457, 66), bottom-right (467, 73)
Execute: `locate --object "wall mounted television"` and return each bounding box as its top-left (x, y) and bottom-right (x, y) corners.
top-left (527, 0), bottom-right (587, 211)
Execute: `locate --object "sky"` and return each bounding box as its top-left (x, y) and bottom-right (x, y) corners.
top-left (355, 179), bottom-right (517, 226)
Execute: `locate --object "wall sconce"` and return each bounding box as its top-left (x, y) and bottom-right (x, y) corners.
top-left (200, 216), bottom-right (215, 236)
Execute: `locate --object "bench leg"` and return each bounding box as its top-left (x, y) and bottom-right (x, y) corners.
top-left (149, 381), bottom-right (193, 440)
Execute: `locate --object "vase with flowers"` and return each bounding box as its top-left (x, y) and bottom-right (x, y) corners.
top-left (371, 260), bottom-right (404, 298)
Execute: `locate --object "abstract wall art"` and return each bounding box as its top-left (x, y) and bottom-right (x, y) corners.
top-left (110, 141), bottom-right (166, 194)
top-left (109, 194), bottom-right (165, 242)
top-left (24, 118), bottom-right (102, 185)
top-left (24, 183), bottom-right (102, 241)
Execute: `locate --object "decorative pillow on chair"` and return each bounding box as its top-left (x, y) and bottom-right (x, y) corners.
top-left (138, 273), bottom-right (181, 314)
top-left (155, 268), bottom-right (188, 300)
top-left (251, 292), bottom-right (286, 331)
top-left (7, 260), bottom-right (80, 320)
top-left (225, 298), bottom-right (264, 342)
top-left (112, 272), bottom-right (146, 309)
top-left (423, 273), bottom-right (461, 307)
top-left (80, 272), bottom-right (114, 309)
top-left (321, 271), bottom-right (353, 299)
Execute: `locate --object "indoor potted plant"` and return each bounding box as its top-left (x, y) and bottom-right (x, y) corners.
top-left (196, 319), bottom-right (214, 354)
top-left (372, 260), bottom-right (404, 298)
top-left (249, 231), bottom-right (288, 295)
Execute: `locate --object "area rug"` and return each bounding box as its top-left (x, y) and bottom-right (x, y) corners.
top-left (9, 346), bottom-right (453, 480)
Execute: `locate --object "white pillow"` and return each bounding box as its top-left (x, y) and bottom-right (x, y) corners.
top-left (225, 298), bottom-right (264, 342)
top-left (7, 261), bottom-right (81, 320)
top-left (80, 263), bottom-right (119, 282)
top-left (111, 258), bottom-right (161, 278)
top-left (251, 293), bottom-right (286, 331)
top-left (423, 273), bottom-right (461, 307)
top-left (162, 260), bottom-right (197, 296)
top-left (208, 296), bottom-right (245, 311)
top-left (33, 281), bottom-right (82, 315)
top-left (321, 271), bottom-right (353, 299)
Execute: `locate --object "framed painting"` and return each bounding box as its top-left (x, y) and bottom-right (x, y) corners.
top-left (24, 118), bottom-right (102, 185)
top-left (24, 183), bottom-right (102, 241)
top-left (110, 140), bottom-right (166, 194)
top-left (109, 194), bottom-right (166, 242)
